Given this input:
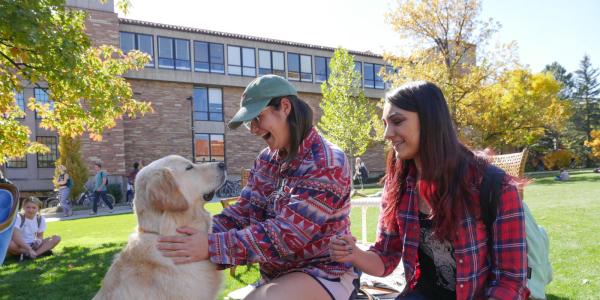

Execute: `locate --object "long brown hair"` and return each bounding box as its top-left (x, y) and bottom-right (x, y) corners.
top-left (268, 95), bottom-right (313, 161)
top-left (381, 81), bottom-right (486, 240)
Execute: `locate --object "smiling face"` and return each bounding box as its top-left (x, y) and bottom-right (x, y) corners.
top-left (382, 101), bottom-right (420, 162)
top-left (24, 202), bottom-right (40, 218)
top-left (248, 98), bottom-right (292, 152)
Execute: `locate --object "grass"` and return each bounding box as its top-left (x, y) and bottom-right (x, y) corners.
top-left (1, 171), bottom-right (598, 299)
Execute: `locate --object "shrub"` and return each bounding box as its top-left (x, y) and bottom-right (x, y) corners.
top-left (543, 149), bottom-right (576, 170)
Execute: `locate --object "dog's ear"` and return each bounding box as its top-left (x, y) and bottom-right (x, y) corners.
top-left (145, 168), bottom-right (189, 212)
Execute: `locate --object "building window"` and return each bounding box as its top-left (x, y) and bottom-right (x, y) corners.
top-left (14, 90), bottom-right (25, 119)
top-left (354, 61), bottom-right (363, 86)
top-left (385, 65), bottom-right (395, 89)
top-left (227, 46), bottom-right (256, 77)
top-left (119, 32), bottom-right (154, 67)
top-left (34, 88), bottom-right (53, 119)
top-left (193, 87), bottom-right (223, 121)
top-left (258, 49), bottom-right (285, 77)
top-left (36, 136), bottom-right (57, 168)
top-left (287, 53), bottom-right (312, 82)
top-left (194, 133), bottom-right (224, 162)
top-left (194, 41), bottom-right (225, 73)
top-left (364, 63), bottom-right (385, 89)
top-left (6, 156), bottom-right (27, 168)
top-left (158, 37), bottom-right (190, 70)
top-left (315, 56), bottom-right (331, 83)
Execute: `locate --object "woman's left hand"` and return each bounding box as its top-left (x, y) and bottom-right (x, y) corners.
top-left (157, 226), bottom-right (209, 264)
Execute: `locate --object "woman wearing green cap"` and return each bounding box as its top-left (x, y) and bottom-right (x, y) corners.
top-left (158, 75), bottom-right (356, 299)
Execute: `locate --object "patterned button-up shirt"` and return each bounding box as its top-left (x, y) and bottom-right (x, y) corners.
top-left (208, 127), bottom-right (353, 281)
top-left (370, 163), bottom-right (529, 300)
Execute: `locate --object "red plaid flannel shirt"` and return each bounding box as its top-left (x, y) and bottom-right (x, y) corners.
top-left (369, 163), bottom-right (529, 300)
top-left (208, 128), bottom-right (353, 282)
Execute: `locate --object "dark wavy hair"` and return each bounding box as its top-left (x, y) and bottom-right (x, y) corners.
top-left (268, 95), bottom-right (313, 161)
top-left (381, 81), bottom-right (487, 240)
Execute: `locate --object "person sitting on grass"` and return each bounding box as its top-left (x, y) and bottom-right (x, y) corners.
top-left (555, 168), bottom-right (570, 181)
top-left (7, 197), bottom-right (60, 260)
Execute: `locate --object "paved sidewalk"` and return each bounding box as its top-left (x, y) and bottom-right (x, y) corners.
top-left (42, 204), bottom-right (133, 223)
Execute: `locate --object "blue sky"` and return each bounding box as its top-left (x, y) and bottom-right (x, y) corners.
top-left (119, 0), bottom-right (599, 73)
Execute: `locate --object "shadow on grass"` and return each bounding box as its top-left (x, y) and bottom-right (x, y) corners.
top-left (528, 174), bottom-right (600, 185)
top-left (0, 243), bottom-right (125, 299)
top-left (546, 294), bottom-right (571, 300)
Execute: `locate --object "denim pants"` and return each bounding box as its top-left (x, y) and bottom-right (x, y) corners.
top-left (58, 187), bottom-right (72, 216)
top-left (93, 191), bottom-right (113, 213)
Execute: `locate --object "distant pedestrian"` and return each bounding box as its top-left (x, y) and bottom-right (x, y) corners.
top-left (126, 161), bottom-right (141, 203)
top-left (354, 157), bottom-right (369, 189)
top-left (90, 162), bottom-right (113, 215)
top-left (56, 165), bottom-right (73, 217)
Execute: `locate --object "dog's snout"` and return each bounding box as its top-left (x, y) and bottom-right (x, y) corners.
top-left (217, 161), bottom-right (226, 170)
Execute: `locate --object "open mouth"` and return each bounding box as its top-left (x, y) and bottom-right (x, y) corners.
top-left (203, 191), bottom-right (215, 201)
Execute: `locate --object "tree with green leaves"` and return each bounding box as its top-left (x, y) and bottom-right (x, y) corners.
top-left (573, 55), bottom-right (600, 166)
top-left (53, 136), bottom-right (89, 200)
top-left (318, 48), bottom-right (378, 178)
top-left (0, 0), bottom-right (151, 164)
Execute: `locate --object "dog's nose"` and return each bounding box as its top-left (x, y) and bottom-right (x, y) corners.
top-left (217, 161), bottom-right (226, 170)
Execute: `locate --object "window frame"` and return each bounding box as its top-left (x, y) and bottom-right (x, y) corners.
top-left (119, 31), bottom-right (155, 68)
top-left (258, 49), bottom-right (285, 77)
top-left (6, 155), bottom-right (27, 168)
top-left (193, 87), bottom-right (224, 122)
top-left (193, 133), bottom-right (225, 163)
top-left (36, 136), bottom-right (58, 168)
top-left (287, 52), bottom-right (313, 82)
top-left (33, 88), bottom-right (53, 119)
top-left (315, 56), bottom-right (331, 83)
top-left (227, 45), bottom-right (256, 77)
top-left (193, 41), bottom-right (225, 74)
top-left (14, 89), bottom-right (25, 119)
top-left (157, 36), bottom-right (191, 71)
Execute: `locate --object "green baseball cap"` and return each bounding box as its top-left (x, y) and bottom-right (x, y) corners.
top-left (228, 75), bottom-right (298, 129)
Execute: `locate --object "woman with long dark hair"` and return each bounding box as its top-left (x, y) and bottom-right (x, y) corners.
top-left (330, 81), bottom-right (529, 299)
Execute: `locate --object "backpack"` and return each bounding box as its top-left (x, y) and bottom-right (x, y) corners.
top-left (480, 165), bottom-right (553, 300)
top-left (18, 212), bottom-right (42, 229)
top-left (66, 177), bottom-right (73, 188)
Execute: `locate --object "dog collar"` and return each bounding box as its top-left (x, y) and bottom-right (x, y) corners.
top-left (138, 226), bottom-right (160, 235)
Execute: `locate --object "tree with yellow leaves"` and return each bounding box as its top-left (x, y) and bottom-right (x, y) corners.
top-left (467, 70), bottom-right (572, 150)
top-left (585, 130), bottom-right (600, 159)
top-left (383, 0), bottom-right (572, 151)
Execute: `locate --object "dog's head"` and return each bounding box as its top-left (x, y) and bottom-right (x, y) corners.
top-left (134, 155), bottom-right (226, 232)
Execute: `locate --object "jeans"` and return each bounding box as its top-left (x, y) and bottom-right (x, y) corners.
top-left (58, 187), bottom-right (72, 216)
top-left (93, 191), bottom-right (113, 213)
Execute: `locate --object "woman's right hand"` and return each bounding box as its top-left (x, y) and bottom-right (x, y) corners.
top-left (329, 234), bottom-right (357, 263)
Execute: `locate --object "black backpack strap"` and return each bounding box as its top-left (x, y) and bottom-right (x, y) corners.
top-left (37, 215), bottom-right (42, 228)
top-left (480, 165), bottom-right (505, 238)
top-left (19, 212), bottom-right (25, 228)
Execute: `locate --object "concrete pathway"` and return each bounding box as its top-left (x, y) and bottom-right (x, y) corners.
top-left (42, 204), bottom-right (133, 222)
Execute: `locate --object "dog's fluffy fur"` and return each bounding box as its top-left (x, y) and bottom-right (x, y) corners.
top-left (93, 155), bottom-right (225, 300)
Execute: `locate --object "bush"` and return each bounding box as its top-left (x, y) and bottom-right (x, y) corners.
top-left (107, 183), bottom-right (122, 203)
top-left (543, 149), bottom-right (576, 170)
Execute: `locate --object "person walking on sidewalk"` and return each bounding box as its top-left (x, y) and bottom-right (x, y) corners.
top-left (90, 162), bottom-right (113, 215)
top-left (56, 165), bottom-right (73, 217)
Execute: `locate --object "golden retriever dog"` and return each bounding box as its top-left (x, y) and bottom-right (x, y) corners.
top-left (93, 155), bottom-right (225, 300)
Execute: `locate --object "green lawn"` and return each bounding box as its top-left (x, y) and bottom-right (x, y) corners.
top-left (1, 171), bottom-right (598, 299)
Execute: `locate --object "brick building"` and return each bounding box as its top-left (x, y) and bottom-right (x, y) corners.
top-left (5, 0), bottom-right (390, 192)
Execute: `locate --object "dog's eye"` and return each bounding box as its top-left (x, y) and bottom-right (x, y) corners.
top-left (185, 165), bottom-right (194, 171)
